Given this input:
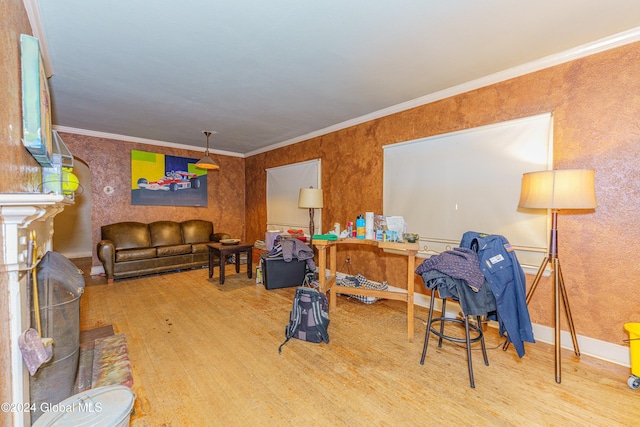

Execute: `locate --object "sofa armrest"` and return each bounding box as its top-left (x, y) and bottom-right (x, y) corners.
top-left (211, 232), bottom-right (231, 242)
top-left (97, 239), bottom-right (116, 284)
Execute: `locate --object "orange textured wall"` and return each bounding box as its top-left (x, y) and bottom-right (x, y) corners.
top-left (246, 41), bottom-right (640, 346)
top-left (0, 0), bottom-right (38, 420)
top-left (62, 133), bottom-right (246, 269)
top-left (0, 4), bottom-right (41, 194)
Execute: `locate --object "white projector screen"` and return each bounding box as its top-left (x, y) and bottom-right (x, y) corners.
top-left (266, 159), bottom-right (321, 234)
top-left (383, 113), bottom-right (553, 267)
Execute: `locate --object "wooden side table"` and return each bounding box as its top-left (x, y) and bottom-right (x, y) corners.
top-left (313, 238), bottom-right (419, 341)
top-left (207, 242), bottom-right (253, 284)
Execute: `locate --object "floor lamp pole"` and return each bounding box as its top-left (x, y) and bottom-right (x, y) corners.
top-left (524, 210), bottom-right (580, 383)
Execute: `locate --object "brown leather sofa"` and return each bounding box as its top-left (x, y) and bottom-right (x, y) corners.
top-left (97, 220), bottom-right (230, 283)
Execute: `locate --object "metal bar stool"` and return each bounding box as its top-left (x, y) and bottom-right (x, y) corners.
top-left (420, 288), bottom-right (489, 388)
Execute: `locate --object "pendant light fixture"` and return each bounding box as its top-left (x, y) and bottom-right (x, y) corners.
top-left (195, 130), bottom-right (220, 170)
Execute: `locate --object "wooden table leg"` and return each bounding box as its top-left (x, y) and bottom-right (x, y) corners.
top-left (407, 251), bottom-right (417, 342)
top-left (246, 249), bottom-right (253, 279)
top-left (235, 250), bottom-right (241, 273)
top-left (219, 248), bottom-right (226, 284)
top-left (328, 244), bottom-right (337, 310)
top-left (208, 247), bottom-right (214, 279)
top-left (317, 245), bottom-right (327, 288)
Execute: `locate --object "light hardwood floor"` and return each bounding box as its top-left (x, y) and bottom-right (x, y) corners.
top-left (79, 265), bottom-right (639, 426)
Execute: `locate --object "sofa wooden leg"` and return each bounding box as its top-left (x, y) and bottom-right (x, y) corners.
top-left (108, 278), bottom-right (114, 284)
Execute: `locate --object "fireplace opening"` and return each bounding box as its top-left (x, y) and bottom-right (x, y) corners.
top-left (29, 251), bottom-right (85, 422)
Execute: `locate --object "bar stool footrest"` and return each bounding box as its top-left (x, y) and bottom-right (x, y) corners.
top-left (429, 316), bottom-right (484, 345)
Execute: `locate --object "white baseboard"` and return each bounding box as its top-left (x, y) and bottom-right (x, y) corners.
top-left (529, 323), bottom-right (630, 367)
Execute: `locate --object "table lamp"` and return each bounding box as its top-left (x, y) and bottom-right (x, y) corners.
top-left (298, 187), bottom-right (323, 238)
top-left (518, 169), bottom-right (597, 383)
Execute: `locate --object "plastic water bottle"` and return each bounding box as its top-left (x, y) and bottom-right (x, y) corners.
top-left (356, 215), bottom-right (365, 239)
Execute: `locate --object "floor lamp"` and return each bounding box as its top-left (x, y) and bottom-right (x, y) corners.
top-left (298, 187), bottom-right (323, 240)
top-left (518, 169), bottom-right (597, 383)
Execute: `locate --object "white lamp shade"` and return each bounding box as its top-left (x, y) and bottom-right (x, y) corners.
top-left (519, 169), bottom-right (597, 209)
top-left (298, 188), bottom-right (323, 209)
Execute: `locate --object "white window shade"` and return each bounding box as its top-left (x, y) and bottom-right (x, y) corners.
top-left (383, 113), bottom-right (553, 267)
top-left (266, 159), bottom-right (321, 234)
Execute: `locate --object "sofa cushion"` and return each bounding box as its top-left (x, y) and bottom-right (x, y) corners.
top-left (191, 242), bottom-right (209, 254)
top-left (149, 221), bottom-right (184, 247)
top-left (157, 244), bottom-right (192, 257)
top-left (181, 220), bottom-right (213, 244)
top-left (116, 247), bottom-right (157, 262)
top-left (102, 222), bottom-right (151, 250)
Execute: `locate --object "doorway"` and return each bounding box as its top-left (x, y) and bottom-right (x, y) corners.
top-left (53, 158), bottom-right (92, 259)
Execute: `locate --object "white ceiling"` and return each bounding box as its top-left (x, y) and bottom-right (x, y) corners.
top-left (34, 0), bottom-right (640, 156)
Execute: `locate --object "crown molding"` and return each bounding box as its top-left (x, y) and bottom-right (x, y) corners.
top-left (53, 125), bottom-right (245, 158)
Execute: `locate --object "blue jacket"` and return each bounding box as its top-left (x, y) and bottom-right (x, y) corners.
top-left (460, 231), bottom-right (535, 358)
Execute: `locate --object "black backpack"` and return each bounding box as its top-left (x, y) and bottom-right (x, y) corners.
top-left (278, 287), bottom-right (329, 353)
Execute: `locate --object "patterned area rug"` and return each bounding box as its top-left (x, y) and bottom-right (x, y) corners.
top-left (92, 334), bottom-right (134, 388)
top-left (75, 325), bottom-right (133, 393)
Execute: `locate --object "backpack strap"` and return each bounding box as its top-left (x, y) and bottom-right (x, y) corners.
top-left (309, 292), bottom-right (330, 344)
top-left (278, 334), bottom-right (292, 354)
top-left (279, 288), bottom-right (303, 353)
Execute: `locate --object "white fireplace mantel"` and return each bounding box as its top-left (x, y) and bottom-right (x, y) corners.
top-left (0, 193), bottom-right (70, 427)
top-left (0, 193), bottom-right (67, 268)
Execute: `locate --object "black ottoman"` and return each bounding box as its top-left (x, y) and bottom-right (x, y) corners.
top-left (260, 253), bottom-right (308, 290)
